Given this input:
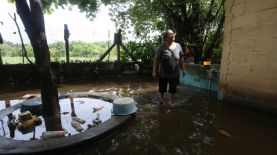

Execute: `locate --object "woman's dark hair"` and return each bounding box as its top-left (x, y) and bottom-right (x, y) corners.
top-left (162, 31), bottom-right (168, 41)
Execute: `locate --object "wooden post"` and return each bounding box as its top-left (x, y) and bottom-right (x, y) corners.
top-left (99, 29), bottom-right (123, 62)
top-left (98, 43), bottom-right (116, 62)
top-left (116, 29), bottom-right (122, 62)
top-left (64, 24), bottom-right (70, 64)
top-left (116, 39), bottom-right (120, 62)
top-left (98, 29), bottom-right (140, 69)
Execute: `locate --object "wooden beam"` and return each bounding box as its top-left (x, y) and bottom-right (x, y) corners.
top-left (98, 43), bottom-right (116, 62)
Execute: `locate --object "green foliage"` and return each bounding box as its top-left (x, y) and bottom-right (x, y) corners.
top-left (8, 0), bottom-right (100, 20)
top-left (42, 0), bottom-right (99, 20)
top-left (210, 48), bottom-right (222, 64)
top-left (100, 0), bottom-right (225, 63)
top-left (0, 41), bottom-right (113, 64)
top-left (1, 39), bottom-right (160, 64)
top-left (122, 37), bottom-right (160, 63)
top-left (2, 56), bottom-right (35, 64)
top-left (68, 41), bottom-right (107, 58)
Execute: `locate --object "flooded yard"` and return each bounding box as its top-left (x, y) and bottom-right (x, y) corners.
top-left (0, 79), bottom-right (276, 155)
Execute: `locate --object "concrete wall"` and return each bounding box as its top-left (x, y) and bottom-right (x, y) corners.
top-left (220, 0), bottom-right (277, 112)
top-left (0, 62), bottom-right (144, 85)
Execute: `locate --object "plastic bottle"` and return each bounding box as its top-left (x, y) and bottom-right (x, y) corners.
top-left (41, 130), bottom-right (66, 140)
top-left (92, 113), bottom-right (102, 127)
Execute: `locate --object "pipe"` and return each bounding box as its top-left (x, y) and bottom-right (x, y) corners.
top-left (208, 68), bottom-right (217, 95)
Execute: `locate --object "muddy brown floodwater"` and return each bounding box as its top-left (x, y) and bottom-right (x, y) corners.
top-left (0, 79), bottom-right (277, 155)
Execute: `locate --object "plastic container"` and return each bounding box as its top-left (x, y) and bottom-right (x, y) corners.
top-left (20, 100), bottom-right (43, 116)
top-left (203, 60), bottom-right (211, 66)
top-left (113, 97), bottom-right (138, 115)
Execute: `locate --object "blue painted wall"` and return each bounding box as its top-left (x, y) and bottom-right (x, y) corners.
top-left (180, 64), bottom-right (220, 92)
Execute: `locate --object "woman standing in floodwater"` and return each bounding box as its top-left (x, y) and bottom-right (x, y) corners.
top-left (152, 29), bottom-right (186, 107)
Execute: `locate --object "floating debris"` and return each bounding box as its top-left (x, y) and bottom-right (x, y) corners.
top-left (72, 116), bottom-right (86, 124)
top-left (62, 112), bottom-right (69, 115)
top-left (71, 121), bottom-right (84, 132)
top-left (87, 124), bottom-right (93, 129)
top-left (17, 111), bottom-right (42, 130)
top-left (21, 93), bottom-right (40, 100)
top-left (92, 113), bottom-right (102, 127)
top-left (76, 100), bottom-right (85, 104)
top-left (218, 129), bottom-right (232, 138)
top-left (93, 105), bottom-right (104, 113)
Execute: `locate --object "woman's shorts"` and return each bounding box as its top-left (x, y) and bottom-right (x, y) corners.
top-left (159, 76), bottom-right (179, 94)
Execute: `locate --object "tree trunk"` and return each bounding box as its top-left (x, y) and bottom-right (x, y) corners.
top-left (15, 0), bottom-right (61, 129)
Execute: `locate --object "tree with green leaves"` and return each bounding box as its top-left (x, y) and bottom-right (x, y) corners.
top-left (103, 0), bottom-right (225, 62)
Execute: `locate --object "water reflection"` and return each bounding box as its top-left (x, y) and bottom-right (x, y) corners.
top-left (0, 98), bottom-right (112, 140)
top-left (60, 98), bottom-right (112, 136)
top-left (6, 101), bottom-right (16, 138)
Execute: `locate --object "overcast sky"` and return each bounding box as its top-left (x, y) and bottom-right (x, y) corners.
top-left (0, 1), bottom-right (116, 44)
